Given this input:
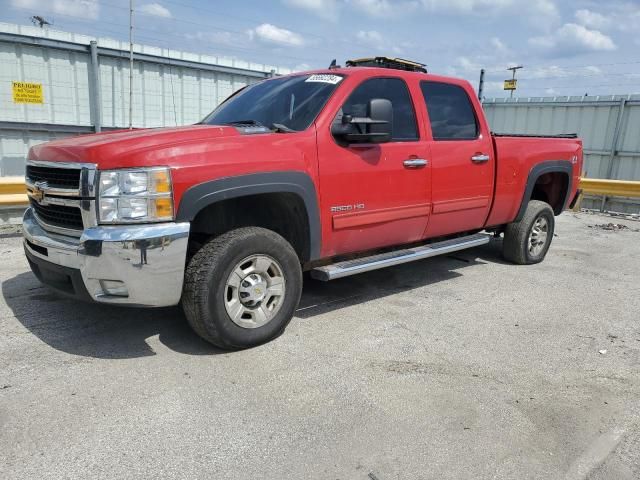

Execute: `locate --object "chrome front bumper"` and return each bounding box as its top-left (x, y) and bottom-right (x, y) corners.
top-left (23, 208), bottom-right (190, 307)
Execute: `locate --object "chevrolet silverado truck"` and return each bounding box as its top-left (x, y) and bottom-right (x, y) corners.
top-left (23, 57), bottom-right (583, 349)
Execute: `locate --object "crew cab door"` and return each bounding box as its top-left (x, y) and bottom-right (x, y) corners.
top-left (419, 81), bottom-right (495, 238)
top-left (317, 77), bottom-right (431, 256)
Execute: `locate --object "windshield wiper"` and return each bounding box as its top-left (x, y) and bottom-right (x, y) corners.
top-left (270, 123), bottom-right (297, 133)
top-left (224, 119), bottom-right (267, 128)
top-left (224, 119), bottom-right (296, 133)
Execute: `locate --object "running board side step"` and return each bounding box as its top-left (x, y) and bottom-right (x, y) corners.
top-left (310, 233), bottom-right (491, 281)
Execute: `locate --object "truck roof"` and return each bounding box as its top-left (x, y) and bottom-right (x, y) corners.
top-left (286, 67), bottom-right (473, 89)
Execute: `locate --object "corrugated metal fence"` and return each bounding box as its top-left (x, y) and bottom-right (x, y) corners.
top-left (0, 23), bottom-right (291, 176)
top-left (483, 95), bottom-right (640, 213)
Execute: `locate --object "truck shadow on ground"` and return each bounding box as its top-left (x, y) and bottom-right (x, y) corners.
top-left (2, 240), bottom-right (505, 359)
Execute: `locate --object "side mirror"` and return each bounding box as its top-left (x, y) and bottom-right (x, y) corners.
top-left (331, 98), bottom-right (393, 144)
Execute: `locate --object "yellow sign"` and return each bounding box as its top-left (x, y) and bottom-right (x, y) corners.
top-left (12, 81), bottom-right (44, 104)
top-left (504, 79), bottom-right (517, 91)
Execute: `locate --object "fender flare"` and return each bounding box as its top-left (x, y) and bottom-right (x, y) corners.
top-left (176, 171), bottom-right (321, 261)
top-left (515, 160), bottom-right (573, 221)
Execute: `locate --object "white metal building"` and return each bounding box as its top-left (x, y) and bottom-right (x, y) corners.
top-left (0, 22), bottom-right (292, 176)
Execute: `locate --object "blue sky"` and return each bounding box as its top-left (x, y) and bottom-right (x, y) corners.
top-left (4, 0), bottom-right (640, 97)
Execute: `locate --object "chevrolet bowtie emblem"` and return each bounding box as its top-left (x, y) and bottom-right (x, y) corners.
top-left (28, 182), bottom-right (47, 202)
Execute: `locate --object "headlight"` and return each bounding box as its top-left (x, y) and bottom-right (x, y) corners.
top-left (97, 167), bottom-right (174, 224)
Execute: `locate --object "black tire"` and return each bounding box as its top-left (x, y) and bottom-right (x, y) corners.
top-left (182, 227), bottom-right (303, 349)
top-left (503, 200), bottom-right (555, 265)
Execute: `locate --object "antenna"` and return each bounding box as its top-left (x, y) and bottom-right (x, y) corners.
top-left (30, 16), bottom-right (52, 28)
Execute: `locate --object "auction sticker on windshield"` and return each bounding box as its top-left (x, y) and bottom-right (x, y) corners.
top-left (305, 74), bottom-right (343, 84)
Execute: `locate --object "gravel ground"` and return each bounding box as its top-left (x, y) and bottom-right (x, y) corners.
top-left (1, 212), bottom-right (639, 480)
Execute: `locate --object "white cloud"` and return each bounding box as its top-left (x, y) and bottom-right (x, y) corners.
top-left (420, 0), bottom-right (511, 14)
top-left (11, 0), bottom-right (99, 20)
top-left (293, 63), bottom-right (312, 71)
top-left (575, 9), bottom-right (611, 30)
top-left (185, 31), bottom-right (241, 47)
top-left (574, 5), bottom-right (640, 34)
top-left (614, 4), bottom-right (640, 32)
top-left (490, 37), bottom-right (509, 54)
top-left (285, 0), bottom-right (556, 20)
top-left (455, 56), bottom-right (482, 73)
top-left (283, 0), bottom-right (340, 19)
top-left (139, 3), bottom-right (172, 18)
top-left (584, 65), bottom-right (603, 76)
top-left (355, 30), bottom-right (411, 55)
top-left (529, 23), bottom-right (616, 55)
top-left (419, 0), bottom-right (558, 21)
top-left (350, 0), bottom-right (394, 15)
top-left (248, 23), bottom-right (305, 47)
top-left (356, 30), bottom-right (383, 43)
top-left (348, 0), bottom-right (419, 17)
top-left (524, 65), bottom-right (603, 80)
top-left (533, 0), bottom-right (558, 20)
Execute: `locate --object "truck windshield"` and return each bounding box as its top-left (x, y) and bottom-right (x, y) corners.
top-left (202, 74), bottom-right (344, 132)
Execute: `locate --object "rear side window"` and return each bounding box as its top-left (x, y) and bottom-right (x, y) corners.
top-left (339, 77), bottom-right (418, 141)
top-left (420, 81), bottom-right (478, 140)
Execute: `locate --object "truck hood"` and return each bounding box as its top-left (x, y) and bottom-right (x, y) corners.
top-left (29, 124), bottom-right (243, 169)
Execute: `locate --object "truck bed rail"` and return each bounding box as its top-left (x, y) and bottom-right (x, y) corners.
top-left (492, 132), bottom-right (578, 139)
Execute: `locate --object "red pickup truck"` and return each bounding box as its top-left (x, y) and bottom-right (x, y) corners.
top-left (23, 57), bottom-right (582, 349)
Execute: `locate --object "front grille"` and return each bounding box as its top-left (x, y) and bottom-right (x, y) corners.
top-left (30, 199), bottom-right (84, 231)
top-left (26, 165), bottom-right (81, 190)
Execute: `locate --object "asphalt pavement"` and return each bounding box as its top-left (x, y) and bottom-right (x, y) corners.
top-left (1, 211), bottom-right (639, 480)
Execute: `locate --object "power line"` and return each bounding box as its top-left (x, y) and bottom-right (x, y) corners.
top-left (483, 60), bottom-right (640, 76)
top-left (9, 0), bottom-right (416, 65)
top-left (518, 72), bottom-right (640, 80)
top-left (7, 5), bottom-right (330, 64)
top-left (6, 4), bottom-right (328, 63)
top-left (525, 82), bottom-right (640, 90)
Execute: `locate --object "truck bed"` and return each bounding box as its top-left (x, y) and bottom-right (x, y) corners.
top-left (485, 134), bottom-right (583, 228)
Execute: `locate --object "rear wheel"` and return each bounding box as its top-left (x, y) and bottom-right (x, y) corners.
top-left (182, 227), bottom-right (302, 349)
top-left (503, 200), bottom-right (555, 265)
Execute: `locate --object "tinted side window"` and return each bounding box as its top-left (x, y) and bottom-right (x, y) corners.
top-left (339, 78), bottom-right (418, 141)
top-left (420, 81), bottom-right (478, 140)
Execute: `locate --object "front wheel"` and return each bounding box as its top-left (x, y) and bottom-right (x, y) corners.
top-left (182, 227), bottom-right (303, 349)
top-left (503, 200), bottom-right (555, 265)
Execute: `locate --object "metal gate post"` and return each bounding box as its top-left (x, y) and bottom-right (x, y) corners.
top-left (89, 40), bottom-right (102, 133)
top-left (600, 97), bottom-right (626, 211)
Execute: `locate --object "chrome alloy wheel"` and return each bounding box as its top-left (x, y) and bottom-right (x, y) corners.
top-left (528, 216), bottom-right (549, 257)
top-left (224, 255), bottom-right (286, 329)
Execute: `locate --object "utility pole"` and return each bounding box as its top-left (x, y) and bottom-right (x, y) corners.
top-left (507, 65), bottom-right (523, 99)
top-left (128, 0), bottom-right (134, 129)
top-left (478, 69), bottom-right (485, 101)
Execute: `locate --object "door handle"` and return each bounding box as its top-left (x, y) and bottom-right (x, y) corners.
top-left (403, 158), bottom-right (428, 168)
top-left (471, 154), bottom-right (490, 163)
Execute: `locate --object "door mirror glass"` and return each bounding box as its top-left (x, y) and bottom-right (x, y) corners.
top-left (331, 98), bottom-right (393, 144)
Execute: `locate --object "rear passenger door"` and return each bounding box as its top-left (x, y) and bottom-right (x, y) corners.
top-left (420, 81), bottom-right (494, 238)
